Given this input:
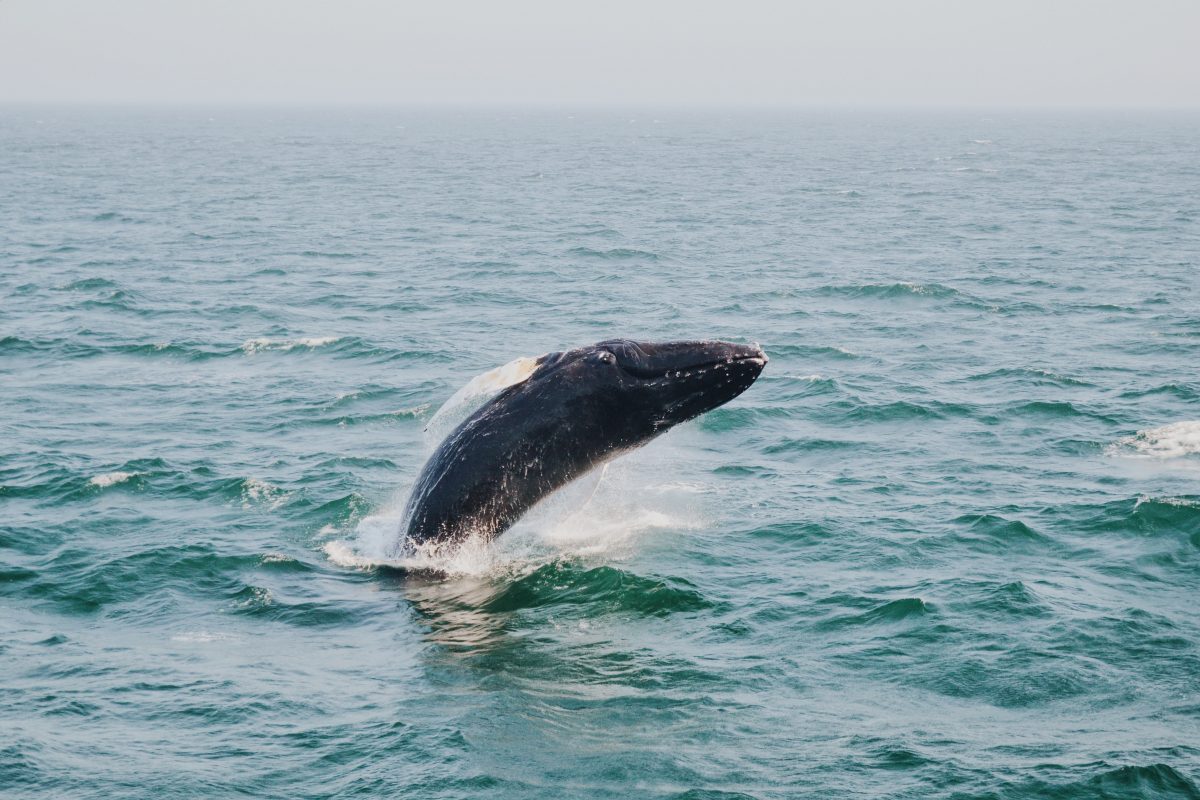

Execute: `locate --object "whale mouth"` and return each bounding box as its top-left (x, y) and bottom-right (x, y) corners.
top-left (641, 354), bottom-right (767, 381)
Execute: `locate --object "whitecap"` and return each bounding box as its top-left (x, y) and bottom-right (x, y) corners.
top-left (89, 471), bottom-right (135, 488)
top-left (241, 336), bottom-right (340, 354)
top-left (1108, 420), bottom-right (1200, 459)
top-left (171, 631), bottom-right (238, 643)
top-left (242, 478), bottom-right (289, 510)
top-left (1134, 495), bottom-right (1200, 509)
top-left (390, 403), bottom-right (431, 419)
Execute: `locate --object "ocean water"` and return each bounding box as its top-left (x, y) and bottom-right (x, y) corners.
top-left (2, 107), bottom-right (1199, 799)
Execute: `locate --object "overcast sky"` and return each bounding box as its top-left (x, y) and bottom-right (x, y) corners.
top-left (1, 0), bottom-right (1197, 107)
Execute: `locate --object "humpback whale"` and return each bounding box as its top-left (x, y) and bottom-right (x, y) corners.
top-left (400, 339), bottom-right (767, 550)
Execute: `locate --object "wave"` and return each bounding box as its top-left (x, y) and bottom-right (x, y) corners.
top-left (273, 405), bottom-right (431, 431)
top-left (59, 277), bottom-right (120, 291)
top-left (922, 514), bottom-right (1056, 556)
top-left (777, 373), bottom-right (838, 394)
top-left (954, 763), bottom-right (1200, 800)
top-left (1081, 496), bottom-right (1200, 539)
top-left (834, 399), bottom-right (974, 423)
top-left (0, 334), bottom-right (424, 364)
top-left (1118, 384), bottom-right (1200, 401)
top-left (1004, 400), bottom-right (1115, 422)
top-left (23, 543), bottom-right (316, 616)
top-left (297, 250), bottom-right (360, 259)
top-left (240, 336), bottom-right (342, 354)
top-left (981, 580), bottom-right (1051, 618)
top-left (90, 211), bottom-right (143, 223)
top-left (566, 246), bottom-right (661, 261)
top-left (765, 343), bottom-right (859, 360)
top-left (762, 437), bottom-right (869, 455)
top-left (227, 584), bottom-right (360, 627)
top-left (817, 597), bottom-right (931, 630)
top-left (813, 282), bottom-right (971, 302)
top-left (486, 563), bottom-right (712, 616)
top-left (0, 457), bottom-right (320, 514)
top-left (965, 367), bottom-right (1093, 387)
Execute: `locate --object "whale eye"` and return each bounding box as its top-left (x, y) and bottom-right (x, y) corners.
top-left (595, 351), bottom-right (616, 366)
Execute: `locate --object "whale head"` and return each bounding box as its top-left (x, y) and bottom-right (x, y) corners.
top-left (529, 338), bottom-right (768, 446)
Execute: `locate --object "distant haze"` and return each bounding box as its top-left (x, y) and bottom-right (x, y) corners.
top-left (1, 0), bottom-right (1197, 107)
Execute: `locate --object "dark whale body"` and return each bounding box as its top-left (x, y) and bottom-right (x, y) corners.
top-left (400, 339), bottom-right (767, 550)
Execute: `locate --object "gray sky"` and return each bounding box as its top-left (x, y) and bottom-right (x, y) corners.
top-left (1, 0), bottom-right (1197, 107)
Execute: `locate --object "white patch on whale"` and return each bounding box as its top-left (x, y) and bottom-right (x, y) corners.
top-left (422, 354), bottom-right (543, 446)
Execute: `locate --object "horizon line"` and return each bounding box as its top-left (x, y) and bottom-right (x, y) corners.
top-left (3, 100), bottom-right (1199, 113)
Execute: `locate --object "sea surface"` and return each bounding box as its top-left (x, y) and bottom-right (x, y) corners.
top-left (2, 108), bottom-right (1199, 799)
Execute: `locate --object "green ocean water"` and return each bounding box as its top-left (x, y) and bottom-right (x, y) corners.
top-left (1, 107), bottom-right (1199, 799)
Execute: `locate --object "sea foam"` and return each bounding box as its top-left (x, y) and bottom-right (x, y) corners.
top-left (89, 471), bottom-right (136, 488)
top-left (1109, 420), bottom-right (1200, 459)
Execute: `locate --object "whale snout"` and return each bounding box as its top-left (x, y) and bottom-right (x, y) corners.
top-left (620, 339), bottom-right (767, 427)
top-left (724, 342), bottom-right (767, 367)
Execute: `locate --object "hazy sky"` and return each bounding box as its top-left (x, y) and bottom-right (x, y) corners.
top-left (1, 0), bottom-right (1197, 107)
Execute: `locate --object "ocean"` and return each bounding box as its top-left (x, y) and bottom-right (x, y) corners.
top-left (1, 107), bottom-right (1198, 799)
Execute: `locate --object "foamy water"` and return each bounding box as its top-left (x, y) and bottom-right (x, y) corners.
top-left (89, 470), bottom-right (136, 488)
top-left (1108, 420), bottom-right (1200, 460)
top-left (241, 336), bottom-right (341, 354)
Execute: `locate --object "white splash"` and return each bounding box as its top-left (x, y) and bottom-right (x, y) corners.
top-left (423, 354), bottom-right (544, 445)
top-left (323, 453), bottom-right (704, 577)
top-left (241, 336), bottom-right (340, 354)
top-left (89, 471), bottom-right (135, 488)
top-left (1109, 421), bottom-right (1200, 460)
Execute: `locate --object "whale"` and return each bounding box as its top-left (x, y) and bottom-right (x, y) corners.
top-left (399, 338), bottom-right (767, 550)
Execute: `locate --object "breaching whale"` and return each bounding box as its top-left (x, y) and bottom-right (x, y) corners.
top-left (400, 339), bottom-right (767, 550)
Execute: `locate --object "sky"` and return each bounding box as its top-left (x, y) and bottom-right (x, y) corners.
top-left (0, 0), bottom-right (1197, 108)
